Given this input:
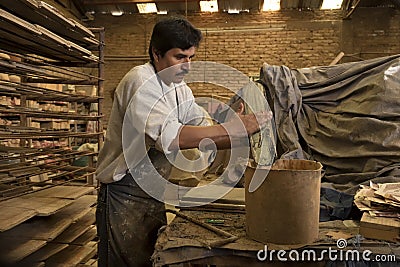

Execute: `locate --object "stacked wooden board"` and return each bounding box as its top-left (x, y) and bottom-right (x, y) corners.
top-left (0, 0), bottom-right (99, 63)
top-left (0, 185), bottom-right (97, 266)
top-left (354, 182), bottom-right (400, 242)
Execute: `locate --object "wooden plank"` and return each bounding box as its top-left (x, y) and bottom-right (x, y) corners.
top-left (0, 144), bottom-right (38, 153)
top-left (360, 213), bottom-right (400, 242)
top-left (0, 28), bottom-right (81, 62)
top-left (71, 225), bottom-right (97, 246)
top-left (0, 8), bottom-right (41, 34)
top-left (1, 196), bottom-right (73, 216)
top-left (0, 184), bottom-right (32, 198)
top-left (0, 237), bottom-right (46, 264)
top-left (0, 205), bottom-right (37, 231)
top-left (0, 211), bottom-right (74, 241)
top-left (360, 225), bottom-right (400, 243)
top-left (38, 1), bottom-right (95, 39)
top-left (360, 212), bottom-right (400, 231)
top-left (0, 13), bottom-right (97, 63)
top-left (84, 258), bottom-right (97, 265)
top-left (86, 241), bottom-right (98, 248)
top-left (0, 194), bottom-right (95, 241)
top-left (52, 208), bottom-right (95, 244)
top-left (19, 243), bottom-right (68, 263)
top-left (27, 185), bottom-right (95, 199)
top-left (45, 245), bottom-right (96, 267)
top-left (24, 262), bottom-right (45, 267)
top-left (0, 0), bottom-right (96, 46)
top-left (181, 185), bottom-right (245, 205)
top-left (55, 194), bottom-right (96, 221)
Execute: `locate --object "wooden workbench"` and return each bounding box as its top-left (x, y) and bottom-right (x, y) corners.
top-left (153, 208), bottom-right (400, 267)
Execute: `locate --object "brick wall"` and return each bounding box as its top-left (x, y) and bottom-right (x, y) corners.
top-left (88, 8), bottom-right (400, 126)
top-left (342, 8), bottom-right (400, 61)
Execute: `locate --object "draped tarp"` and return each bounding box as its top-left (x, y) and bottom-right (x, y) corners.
top-left (260, 54), bottom-right (400, 194)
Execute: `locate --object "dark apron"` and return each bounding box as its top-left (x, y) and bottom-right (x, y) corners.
top-left (96, 148), bottom-right (171, 267)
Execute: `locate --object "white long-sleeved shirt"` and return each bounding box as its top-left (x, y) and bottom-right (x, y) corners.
top-left (96, 62), bottom-right (210, 184)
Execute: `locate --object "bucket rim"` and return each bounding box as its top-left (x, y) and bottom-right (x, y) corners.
top-left (247, 159), bottom-right (323, 171)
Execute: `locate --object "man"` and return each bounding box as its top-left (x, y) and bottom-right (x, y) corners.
top-left (96, 17), bottom-right (271, 267)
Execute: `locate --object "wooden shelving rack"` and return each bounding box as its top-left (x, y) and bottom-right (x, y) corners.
top-left (0, 0), bottom-right (104, 265)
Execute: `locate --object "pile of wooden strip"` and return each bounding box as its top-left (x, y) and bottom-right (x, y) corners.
top-left (354, 182), bottom-right (400, 242)
top-left (0, 185), bottom-right (97, 266)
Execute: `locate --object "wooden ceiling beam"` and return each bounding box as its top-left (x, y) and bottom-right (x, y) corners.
top-left (344, 0), bottom-right (361, 19)
top-left (83, 0), bottom-right (199, 4)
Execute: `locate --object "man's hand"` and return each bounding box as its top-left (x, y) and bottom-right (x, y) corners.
top-left (223, 111), bottom-right (273, 137)
top-left (173, 109), bottom-right (273, 151)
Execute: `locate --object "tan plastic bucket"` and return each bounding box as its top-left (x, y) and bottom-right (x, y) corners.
top-left (245, 159), bottom-right (322, 245)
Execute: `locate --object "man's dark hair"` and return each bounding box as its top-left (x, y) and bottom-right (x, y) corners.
top-left (148, 17), bottom-right (202, 61)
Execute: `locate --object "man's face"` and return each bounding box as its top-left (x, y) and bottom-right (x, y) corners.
top-left (154, 46), bottom-right (196, 85)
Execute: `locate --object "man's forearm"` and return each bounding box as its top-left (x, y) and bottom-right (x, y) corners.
top-left (177, 124), bottom-right (233, 150)
top-left (168, 111), bottom-right (268, 151)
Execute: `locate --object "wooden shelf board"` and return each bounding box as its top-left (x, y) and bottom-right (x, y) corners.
top-left (1, 196), bottom-right (74, 216)
top-left (0, 106), bottom-right (101, 120)
top-left (45, 244), bottom-right (97, 267)
top-left (19, 242), bottom-right (69, 264)
top-left (0, 193), bottom-right (95, 241)
top-left (0, 28), bottom-right (88, 63)
top-left (0, 131), bottom-right (103, 139)
top-left (0, 210), bottom-right (75, 241)
top-left (52, 208), bottom-right (95, 244)
top-left (0, 237), bottom-right (46, 264)
top-left (0, 205), bottom-right (37, 232)
top-left (0, 150), bottom-right (95, 173)
top-left (0, 8), bottom-right (98, 63)
top-left (55, 194), bottom-right (96, 222)
top-left (70, 225), bottom-right (97, 246)
top-left (27, 185), bottom-right (95, 199)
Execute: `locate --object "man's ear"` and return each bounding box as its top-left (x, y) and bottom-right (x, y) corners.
top-left (236, 101), bottom-right (245, 115)
top-left (152, 48), bottom-right (160, 62)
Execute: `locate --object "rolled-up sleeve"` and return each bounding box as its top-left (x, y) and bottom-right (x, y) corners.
top-left (129, 79), bottom-right (182, 155)
top-left (178, 83), bottom-right (212, 127)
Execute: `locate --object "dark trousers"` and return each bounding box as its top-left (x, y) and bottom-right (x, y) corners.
top-left (96, 173), bottom-right (166, 267)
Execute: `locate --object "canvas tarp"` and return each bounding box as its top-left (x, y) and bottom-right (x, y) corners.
top-left (259, 54), bottom-right (400, 194)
